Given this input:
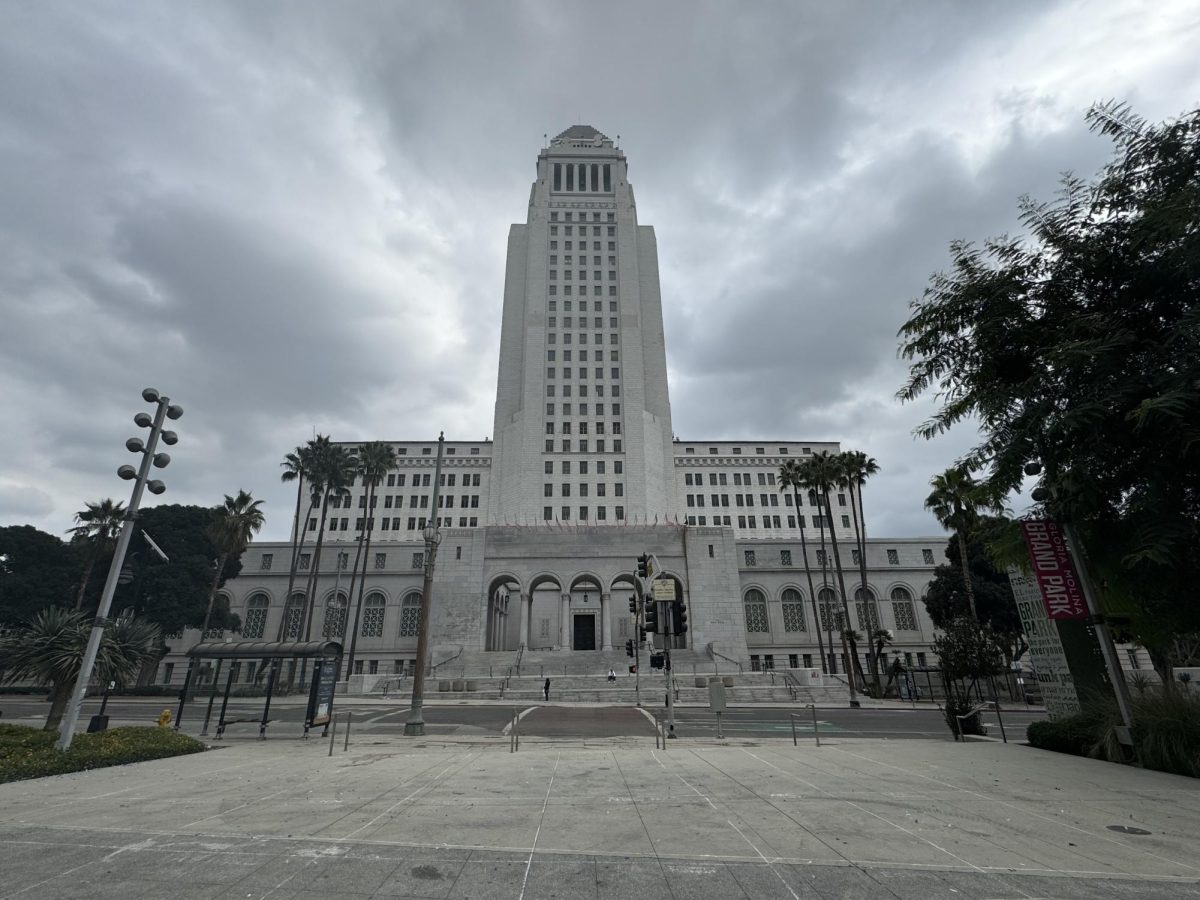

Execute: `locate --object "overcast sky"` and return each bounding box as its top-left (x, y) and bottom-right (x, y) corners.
top-left (1, 1), bottom-right (1197, 544)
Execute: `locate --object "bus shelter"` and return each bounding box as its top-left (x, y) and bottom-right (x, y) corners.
top-left (176, 640), bottom-right (342, 740)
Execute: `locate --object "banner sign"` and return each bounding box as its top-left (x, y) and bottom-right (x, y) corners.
top-left (1020, 520), bottom-right (1088, 620)
top-left (1008, 567), bottom-right (1081, 719)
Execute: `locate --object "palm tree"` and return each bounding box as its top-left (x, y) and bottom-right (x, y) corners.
top-left (275, 440), bottom-right (323, 641)
top-left (67, 499), bottom-right (126, 609)
top-left (840, 451), bottom-right (882, 692)
top-left (343, 441), bottom-right (398, 679)
top-left (779, 460), bottom-right (826, 673)
top-left (0, 608), bottom-right (161, 731)
top-left (925, 466), bottom-right (997, 622)
top-left (296, 443), bottom-right (357, 686)
top-left (200, 490), bottom-right (266, 636)
top-left (804, 452), bottom-right (861, 704)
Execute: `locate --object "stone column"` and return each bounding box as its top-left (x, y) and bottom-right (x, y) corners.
top-left (519, 593), bottom-right (531, 649)
top-left (560, 593), bottom-right (571, 650)
top-left (600, 592), bottom-right (613, 650)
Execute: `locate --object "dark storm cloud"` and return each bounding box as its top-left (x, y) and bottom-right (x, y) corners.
top-left (0, 0), bottom-right (1195, 539)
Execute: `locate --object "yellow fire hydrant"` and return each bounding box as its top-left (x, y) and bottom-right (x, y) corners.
top-left (157, 709), bottom-right (173, 728)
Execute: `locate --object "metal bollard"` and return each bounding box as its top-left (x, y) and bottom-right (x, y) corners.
top-left (791, 714), bottom-right (798, 746)
top-left (343, 711), bottom-right (352, 752)
top-left (810, 704), bottom-right (820, 747)
top-left (993, 700), bottom-right (1007, 743)
top-left (328, 714), bottom-right (338, 757)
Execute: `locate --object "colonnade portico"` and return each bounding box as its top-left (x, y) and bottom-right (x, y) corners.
top-left (494, 573), bottom-right (642, 653)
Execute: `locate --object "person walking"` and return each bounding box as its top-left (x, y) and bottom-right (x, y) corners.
top-left (543, 678), bottom-right (550, 702)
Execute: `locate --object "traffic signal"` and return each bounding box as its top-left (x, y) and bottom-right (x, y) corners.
top-left (636, 553), bottom-right (650, 579)
top-left (625, 639), bottom-right (634, 657)
top-left (643, 600), bottom-right (659, 633)
top-left (672, 600), bottom-right (688, 634)
top-left (629, 597), bottom-right (637, 615)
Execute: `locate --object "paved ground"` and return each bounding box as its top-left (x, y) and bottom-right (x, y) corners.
top-left (0, 696), bottom-right (1046, 741)
top-left (1, 734), bottom-right (1198, 898)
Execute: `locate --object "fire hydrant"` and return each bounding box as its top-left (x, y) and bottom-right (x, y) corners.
top-left (157, 709), bottom-right (173, 728)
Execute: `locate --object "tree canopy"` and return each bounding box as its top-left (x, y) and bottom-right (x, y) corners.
top-left (0, 526), bottom-right (80, 625)
top-left (898, 101), bottom-right (1200, 670)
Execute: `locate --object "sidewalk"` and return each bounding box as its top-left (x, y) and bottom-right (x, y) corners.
top-left (1, 736), bottom-right (1196, 898)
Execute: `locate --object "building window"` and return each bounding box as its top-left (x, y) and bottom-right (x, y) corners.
top-left (887, 549), bottom-right (900, 565)
top-left (399, 593), bottom-right (422, 637)
top-left (854, 588), bottom-right (880, 632)
top-left (744, 589), bottom-right (769, 633)
top-left (891, 587), bottom-right (917, 631)
top-left (782, 589), bottom-right (806, 632)
top-left (743, 550), bottom-right (756, 567)
top-left (922, 548), bottom-right (935, 565)
top-left (374, 553), bottom-right (386, 569)
top-left (284, 593), bottom-right (305, 640)
top-left (322, 593), bottom-right (348, 638)
top-left (241, 593), bottom-right (269, 639)
top-left (298, 553), bottom-right (311, 571)
top-left (544, 506), bottom-right (552, 520)
top-left (260, 553), bottom-right (273, 571)
top-left (851, 548), bottom-right (861, 566)
top-left (412, 552), bottom-right (424, 569)
top-left (818, 587), bottom-right (841, 631)
top-left (361, 592), bottom-right (386, 637)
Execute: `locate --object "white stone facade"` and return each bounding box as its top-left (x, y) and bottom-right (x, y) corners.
top-left (156, 127), bottom-right (946, 684)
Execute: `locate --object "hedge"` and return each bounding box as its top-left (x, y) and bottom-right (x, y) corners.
top-left (0, 724), bottom-right (207, 784)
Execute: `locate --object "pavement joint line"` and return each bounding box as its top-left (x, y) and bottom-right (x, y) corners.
top-left (517, 751), bottom-right (560, 900)
top-left (683, 746), bottom-right (849, 865)
top-left (0, 834), bottom-right (156, 900)
top-left (3, 826), bottom-right (1198, 882)
top-left (336, 751), bottom-right (476, 841)
top-left (725, 818), bottom-right (801, 900)
top-left (827, 744), bottom-right (1200, 878)
top-left (303, 750), bottom-right (467, 836)
top-left (611, 749), bottom-right (679, 900)
top-left (739, 746), bottom-right (997, 877)
top-left (175, 785), bottom-right (296, 831)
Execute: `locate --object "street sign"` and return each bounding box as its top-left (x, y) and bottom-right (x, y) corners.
top-left (307, 660), bottom-right (337, 727)
top-left (652, 579), bottom-right (675, 602)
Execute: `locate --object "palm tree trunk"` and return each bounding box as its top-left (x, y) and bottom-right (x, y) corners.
top-left (849, 483), bottom-right (881, 693)
top-left (74, 550), bottom-right (99, 610)
top-left (816, 497), bottom-right (835, 673)
top-left (793, 486), bottom-right (826, 673)
top-left (344, 485), bottom-right (377, 680)
top-left (200, 554), bottom-right (229, 636)
top-left (822, 488), bottom-right (859, 704)
top-left (275, 479), bottom-right (311, 641)
top-left (958, 528), bottom-right (980, 621)
top-left (298, 493), bottom-right (332, 689)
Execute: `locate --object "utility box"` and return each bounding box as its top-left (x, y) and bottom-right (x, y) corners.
top-left (708, 678), bottom-right (727, 713)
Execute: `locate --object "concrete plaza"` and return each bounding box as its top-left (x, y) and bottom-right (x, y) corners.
top-left (1, 735), bottom-right (1198, 899)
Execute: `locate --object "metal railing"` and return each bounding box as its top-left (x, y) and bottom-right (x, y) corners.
top-left (954, 700), bottom-right (1007, 743)
top-left (653, 712), bottom-right (669, 750)
top-left (790, 705), bottom-right (821, 747)
top-left (428, 646), bottom-right (463, 675)
top-left (328, 710), bottom-right (352, 756)
top-left (509, 707), bottom-right (520, 753)
top-left (707, 644), bottom-right (745, 674)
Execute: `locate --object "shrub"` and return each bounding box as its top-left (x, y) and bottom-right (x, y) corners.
top-left (0, 724), bottom-right (206, 784)
top-left (1026, 690), bottom-right (1200, 778)
top-left (943, 697), bottom-right (987, 737)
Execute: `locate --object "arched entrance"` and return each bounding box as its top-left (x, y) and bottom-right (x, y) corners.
top-left (567, 574), bottom-right (604, 651)
top-left (485, 575), bottom-right (521, 651)
top-left (527, 573), bottom-right (564, 651)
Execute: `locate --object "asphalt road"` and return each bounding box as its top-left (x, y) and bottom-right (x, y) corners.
top-left (1, 694), bottom-right (1047, 741)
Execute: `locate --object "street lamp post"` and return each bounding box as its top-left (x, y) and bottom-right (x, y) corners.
top-left (404, 432), bottom-right (445, 737)
top-left (57, 388), bottom-right (181, 751)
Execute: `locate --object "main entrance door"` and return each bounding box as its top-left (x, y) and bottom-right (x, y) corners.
top-left (573, 614), bottom-right (596, 651)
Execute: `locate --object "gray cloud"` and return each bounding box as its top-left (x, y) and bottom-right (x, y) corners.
top-left (1, 0), bottom-right (1195, 541)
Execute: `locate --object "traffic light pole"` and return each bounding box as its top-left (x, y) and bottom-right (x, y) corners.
top-left (664, 645), bottom-right (676, 739)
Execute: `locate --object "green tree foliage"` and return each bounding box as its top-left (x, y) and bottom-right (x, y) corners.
top-left (0, 608), bottom-right (162, 731)
top-left (67, 498), bottom-right (125, 609)
top-left (0, 526), bottom-right (79, 625)
top-left (200, 490), bottom-right (265, 635)
top-left (115, 505), bottom-right (243, 636)
top-left (933, 616), bottom-right (1006, 695)
top-left (899, 102), bottom-right (1200, 675)
top-left (924, 519), bottom-right (1026, 662)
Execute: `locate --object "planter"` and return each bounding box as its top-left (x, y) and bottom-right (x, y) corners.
top-left (437, 680), bottom-right (450, 692)
top-left (465, 680), bottom-right (478, 692)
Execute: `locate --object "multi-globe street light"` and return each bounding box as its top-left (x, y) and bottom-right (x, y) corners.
top-left (55, 388), bottom-right (182, 751)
